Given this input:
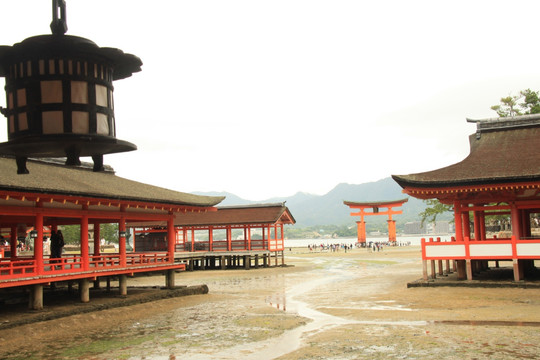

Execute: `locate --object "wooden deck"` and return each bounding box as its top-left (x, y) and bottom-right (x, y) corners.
top-left (0, 253), bottom-right (184, 288)
top-left (173, 249), bottom-right (284, 270)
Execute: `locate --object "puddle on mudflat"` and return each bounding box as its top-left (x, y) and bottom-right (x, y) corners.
top-left (434, 320), bottom-right (540, 327)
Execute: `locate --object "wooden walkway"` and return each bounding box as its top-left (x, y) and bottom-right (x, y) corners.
top-left (174, 250), bottom-right (284, 270)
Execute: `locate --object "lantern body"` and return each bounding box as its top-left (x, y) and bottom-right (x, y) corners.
top-left (0, 34), bottom-right (141, 172)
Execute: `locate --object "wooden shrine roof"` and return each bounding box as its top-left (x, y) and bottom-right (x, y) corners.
top-left (173, 203), bottom-right (296, 227)
top-left (129, 203), bottom-right (296, 227)
top-left (392, 115), bottom-right (540, 189)
top-left (0, 156), bottom-right (224, 207)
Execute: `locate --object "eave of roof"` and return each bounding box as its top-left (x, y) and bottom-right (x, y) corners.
top-left (0, 157), bottom-right (224, 207)
top-left (173, 203), bottom-right (296, 227)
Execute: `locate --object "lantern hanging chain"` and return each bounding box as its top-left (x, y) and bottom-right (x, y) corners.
top-left (50, 0), bottom-right (68, 35)
top-left (1, 0), bottom-right (68, 117)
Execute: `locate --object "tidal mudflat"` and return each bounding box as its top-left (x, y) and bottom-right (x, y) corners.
top-left (0, 246), bottom-right (539, 359)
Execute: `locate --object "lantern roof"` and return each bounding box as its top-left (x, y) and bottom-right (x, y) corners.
top-left (0, 34), bottom-right (142, 80)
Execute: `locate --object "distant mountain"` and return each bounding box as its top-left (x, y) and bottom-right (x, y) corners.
top-left (194, 177), bottom-right (450, 227)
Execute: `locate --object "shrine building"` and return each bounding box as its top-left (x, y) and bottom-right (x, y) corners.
top-left (392, 114), bottom-right (540, 282)
top-left (132, 203), bottom-right (295, 270)
top-left (0, 157), bottom-right (223, 309)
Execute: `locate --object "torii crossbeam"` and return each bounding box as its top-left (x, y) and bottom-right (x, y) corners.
top-left (344, 198), bottom-right (408, 243)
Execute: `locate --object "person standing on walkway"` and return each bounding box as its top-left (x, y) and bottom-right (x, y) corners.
top-left (50, 230), bottom-right (65, 267)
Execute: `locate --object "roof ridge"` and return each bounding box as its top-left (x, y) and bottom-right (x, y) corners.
top-left (217, 202), bottom-right (286, 210)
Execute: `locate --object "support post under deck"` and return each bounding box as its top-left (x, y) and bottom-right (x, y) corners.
top-left (80, 278), bottom-right (90, 303)
top-left (119, 275), bottom-right (128, 296)
top-left (166, 269), bottom-right (175, 289)
top-left (29, 284), bottom-right (43, 310)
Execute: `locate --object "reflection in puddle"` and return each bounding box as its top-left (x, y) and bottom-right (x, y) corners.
top-left (323, 300), bottom-right (414, 312)
top-left (265, 293), bottom-right (286, 311)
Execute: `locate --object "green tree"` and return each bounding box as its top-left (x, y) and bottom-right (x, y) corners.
top-left (419, 199), bottom-right (453, 226)
top-left (60, 225), bottom-right (80, 245)
top-left (57, 223), bottom-right (119, 245)
top-left (491, 89), bottom-right (540, 117)
top-left (100, 223), bottom-right (119, 244)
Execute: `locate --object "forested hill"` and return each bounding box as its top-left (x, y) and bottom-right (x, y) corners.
top-left (194, 177), bottom-right (442, 227)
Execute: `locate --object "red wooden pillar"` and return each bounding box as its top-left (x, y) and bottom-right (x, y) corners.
top-left (521, 209), bottom-right (530, 238)
top-left (462, 210), bottom-right (471, 240)
top-left (473, 209), bottom-right (481, 240)
top-left (119, 217), bottom-right (127, 267)
top-left (93, 222), bottom-right (101, 256)
top-left (273, 224), bottom-right (276, 249)
top-left (479, 212), bottom-right (486, 241)
top-left (510, 203), bottom-right (522, 239)
top-left (509, 202), bottom-right (524, 281)
top-left (167, 214), bottom-right (175, 262)
top-left (356, 221), bottom-right (366, 243)
top-left (454, 201), bottom-right (463, 242)
top-left (266, 225), bottom-right (271, 250)
top-left (183, 228), bottom-right (187, 251)
top-left (10, 225), bottom-right (17, 258)
top-left (209, 226), bottom-right (213, 251)
top-left (81, 214), bottom-right (89, 271)
top-left (191, 228), bottom-right (195, 252)
top-left (227, 226), bottom-right (232, 251)
top-left (247, 226), bottom-right (252, 250)
top-left (387, 220), bottom-right (397, 242)
top-left (464, 235), bottom-right (473, 280)
top-left (35, 211), bottom-right (44, 275)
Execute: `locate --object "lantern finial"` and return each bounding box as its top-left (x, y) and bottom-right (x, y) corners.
top-left (50, 0), bottom-right (68, 35)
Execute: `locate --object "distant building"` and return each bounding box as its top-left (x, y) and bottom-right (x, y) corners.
top-left (404, 221), bottom-right (425, 234)
top-left (403, 221), bottom-right (451, 235)
top-left (433, 221), bottom-right (450, 234)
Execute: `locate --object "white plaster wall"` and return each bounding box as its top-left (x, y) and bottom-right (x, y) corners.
top-left (470, 243), bottom-right (512, 257)
top-left (425, 244), bottom-right (465, 258)
top-left (517, 243), bottom-right (540, 257)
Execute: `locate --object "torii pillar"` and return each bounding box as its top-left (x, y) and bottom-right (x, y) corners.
top-left (344, 199), bottom-right (408, 244)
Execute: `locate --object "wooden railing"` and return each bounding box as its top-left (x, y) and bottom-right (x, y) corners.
top-left (175, 238), bottom-right (284, 252)
top-left (421, 236), bottom-right (540, 261)
top-left (0, 252), bottom-right (172, 280)
top-left (0, 257), bottom-right (35, 279)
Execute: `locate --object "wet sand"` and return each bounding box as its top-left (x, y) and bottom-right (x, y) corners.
top-left (0, 246), bottom-right (539, 359)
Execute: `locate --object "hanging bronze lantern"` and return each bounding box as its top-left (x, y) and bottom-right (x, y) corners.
top-left (0, 0), bottom-right (141, 173)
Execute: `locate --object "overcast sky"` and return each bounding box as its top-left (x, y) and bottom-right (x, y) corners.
top-left (1, 1), bottom-right (539, 200)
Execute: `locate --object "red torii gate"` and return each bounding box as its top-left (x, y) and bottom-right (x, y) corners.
top-left (344, 199), bottom-right (408, 243)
